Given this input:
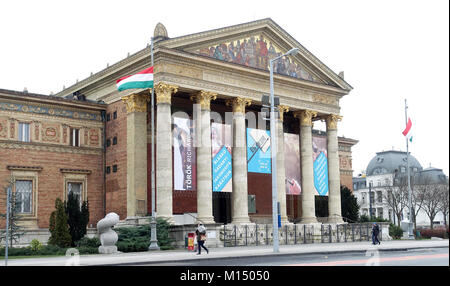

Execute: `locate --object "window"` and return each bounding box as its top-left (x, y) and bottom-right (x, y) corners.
top-left (362, 193), bottom-right (366, 205)
top-left (67, 182), bottom-right (82, 205)
top-left (377, 208), bottom-right (384, 219)
top-left (400, 166), bottom-right (406, 173)
top-left (106, 113), bottom-right (111, 121)
top-left (112, 165), bottom-right (118, 173)
top-left (113, 137), bottom-right (117, 145)
top-left (377, 191), bottom-right (383, 203)
top-left (370, 192), bottom-right (375, 203)
top-left (248, 195), bottom-right (256, 213)
top-left (70, 128), bottom-right (80, 147)
top-left (106, 139), bottom-right (111, 147)
top-left (18, 123), bottom-right (30, 142)
top-left (15, 180), bottom-right (32, 213)
top-left (113, 111), bottom-right (117, 119)
top-left (106, 166), bottom-right (111, 174)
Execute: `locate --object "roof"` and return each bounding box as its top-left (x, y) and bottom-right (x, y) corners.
top-left (366, 150), bottom-right (422, 176)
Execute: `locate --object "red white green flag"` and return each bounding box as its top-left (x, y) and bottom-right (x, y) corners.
top-left (116, 66), bottom-right (154, 91)
top-left (402, 117), bottom-right (413, 142)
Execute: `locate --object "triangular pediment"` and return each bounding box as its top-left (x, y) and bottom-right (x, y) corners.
top-left (158, 19), bottom-right (352, 90)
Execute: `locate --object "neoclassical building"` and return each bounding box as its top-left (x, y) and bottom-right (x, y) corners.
top-left (1, 19), bottom-right (357, 232)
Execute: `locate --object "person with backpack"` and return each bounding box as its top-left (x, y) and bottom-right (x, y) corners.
top-left (195, 223), bottom-right (209, 255)
top-left (372, 222), bottom-right (381, 245)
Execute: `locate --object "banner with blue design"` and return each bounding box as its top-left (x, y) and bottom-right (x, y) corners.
top-left (312, 135), bottom-right (329, 196)
top-left (211, 123), bottom-right (232, 192)
top-left (246, 128), bottom-right (271, 174)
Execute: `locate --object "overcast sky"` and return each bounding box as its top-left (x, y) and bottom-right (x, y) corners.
top-left (1, 0), bottom-right (448, 176)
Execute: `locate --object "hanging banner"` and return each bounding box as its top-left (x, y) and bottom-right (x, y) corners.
top-left (284, 133), bottom-right (301, 195)
top-left (211, 123), bottom-right (232, 192)
top-left (173, 117), bottom-right (196, 190)
top-left (246, 128), bottom-right (271, 174)
top-left (312, 135), bottom-right (328, 196)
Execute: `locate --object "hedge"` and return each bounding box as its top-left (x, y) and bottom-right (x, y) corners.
top-left (419, 227), bottom-right (449, 239)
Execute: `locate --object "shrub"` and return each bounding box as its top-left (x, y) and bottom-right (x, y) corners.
top-left (48, 198), bottom-right (71, 248)
top-left (30, 239), bottom-right (43, 252)
top-left (66, 192), bottom-right (90, 246)
top-left (359, 215), bottom-right (370, 223)
top-left (115, 218), bottom-right (174, 252)
top-left (76, 237), bottom-right (101, 248)
top-left (389, 223), bottom-right (403, 239)
top-left (419, 228), bottom-right (449, 239)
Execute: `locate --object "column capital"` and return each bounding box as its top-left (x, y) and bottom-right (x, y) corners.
top-left (277, 105), bottom-right (289, 122)
top-left (293, 110), bottom-right (318, 126)
top-left (121, 93), bottom-right (150, 113)
top-left (190, 90), bottom-right (217, 111)
top-left (154, 82), bottom-right (178, 105)
top-left (226, 97), bottom-right (251, 114)
top-left (326, 114), bottom-right (343, 130)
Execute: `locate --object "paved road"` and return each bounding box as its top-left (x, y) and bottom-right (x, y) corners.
top-left (135, 247), bottom-right (449, 266)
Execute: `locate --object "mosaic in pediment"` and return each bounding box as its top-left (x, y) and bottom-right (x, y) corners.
top-left (194, 34), bottom-right (320, 83)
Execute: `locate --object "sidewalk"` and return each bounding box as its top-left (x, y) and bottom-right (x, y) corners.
top-left (1, 239), bottom-right (448, 266)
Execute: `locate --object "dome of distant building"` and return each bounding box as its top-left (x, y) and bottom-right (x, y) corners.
top-left (366, 150), bottom-right (422, 176)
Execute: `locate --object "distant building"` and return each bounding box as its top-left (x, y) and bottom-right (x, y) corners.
top-left (353, 150), bottom-right (449, 227)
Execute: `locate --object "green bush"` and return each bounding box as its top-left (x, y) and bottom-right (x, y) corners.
top-left (389, 223), bottom-right (403, 239)
top-left (30, 239), bottom-right (43, 252)
top-left (0, 243), bottom-right (98, 257)
top-left (359, 215), bottom-right (370, 223)
top-left (115, 218), bottom-right (174, 252)
top-left (76, 237), bottom-right (101, 248)
top-left (48, 198), bottom-right (71, 248)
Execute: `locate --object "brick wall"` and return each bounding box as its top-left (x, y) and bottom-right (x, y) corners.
top-left (105, 100), bottom-right (127, 220)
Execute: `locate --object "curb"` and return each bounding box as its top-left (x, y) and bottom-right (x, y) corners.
top-left (94, 245), bottom-right (449, 266)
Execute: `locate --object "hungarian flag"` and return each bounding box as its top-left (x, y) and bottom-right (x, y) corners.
top-left (116, 66), bottom-right (154, 91)
top-left (402, 117), bottom-right (413, 142)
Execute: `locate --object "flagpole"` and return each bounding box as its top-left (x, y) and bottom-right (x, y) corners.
top-left (149, 37), bottom-right (160, 250)
top-left (405, 99), bottom-right (414, 239)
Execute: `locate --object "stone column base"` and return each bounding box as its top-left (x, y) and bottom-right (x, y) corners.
top-left (327, 216), bottom-right (344, 224)
top-left (299, 217), bottom-right (319, 224)
top-left (231, 217), bottom-right (252, 225)
top-left (196, 216), bottom-right (215, 225)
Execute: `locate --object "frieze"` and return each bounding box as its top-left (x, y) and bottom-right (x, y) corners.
top-left (0, 140), bottom-right (102, 155)
top-left (0, 101), bottom-right (102, 122)
top-left (41, 122), bottom-right (61, 143)
top-left (0, 118), bottom-right (7, 138)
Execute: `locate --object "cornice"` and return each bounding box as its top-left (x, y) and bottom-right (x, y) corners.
top-left (0, 140), bottom-right (102, 155)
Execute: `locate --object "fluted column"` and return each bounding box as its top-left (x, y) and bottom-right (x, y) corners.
top-left (191, 90), bottom-right (217, 224)
top-left (326, 114), bottom-right (344, 223)
top-left (226, 97), bottom-right (252, 224)
top-left (294, 110), bottom-right (318, 224)
top-left (122, 92), bottom-right (149, 218)
top-left (277, 105), bottom-right (290, 224)
top-left (155, 82), bottom-right (178, 224)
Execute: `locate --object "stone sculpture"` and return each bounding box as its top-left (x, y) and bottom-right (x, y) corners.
top-left (97, 212), bottom-right (120, 254)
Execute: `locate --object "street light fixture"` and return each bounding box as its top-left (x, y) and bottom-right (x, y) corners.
top-left (269, 47), bottom-right (299, 253)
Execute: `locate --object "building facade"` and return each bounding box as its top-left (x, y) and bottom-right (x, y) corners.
top-left (1, 19), bottom-right (358, 232)
top-left (353, 150), bottom-right (449, 227)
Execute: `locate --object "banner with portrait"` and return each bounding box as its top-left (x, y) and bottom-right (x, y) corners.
top-left (312, 135), bottom-right (329, 196)
top-left (173, 117), bottom-right (196, 191)
top-left (211, 123), bottom-right (232, 192)
top-left (246, 128), bottom-right (271, 174)
top-left (284, 133), bottom-right (301, 195)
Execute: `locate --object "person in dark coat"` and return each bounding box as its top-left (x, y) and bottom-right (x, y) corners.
top-left (372, 223), bottom-right (381, 245)
top-left (195, 223), bottom-right (209, 255)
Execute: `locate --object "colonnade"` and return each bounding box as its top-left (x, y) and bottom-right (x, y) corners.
top-left (121, 82), bottom-right (343, 224)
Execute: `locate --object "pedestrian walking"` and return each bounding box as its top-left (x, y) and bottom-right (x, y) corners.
top-left (372, 223), bottom-right (380, 245)
top-left (195, 223), bottom-right (209, 255)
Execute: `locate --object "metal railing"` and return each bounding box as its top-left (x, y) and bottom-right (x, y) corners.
top-left (222, 223), bottom-right (382, 247)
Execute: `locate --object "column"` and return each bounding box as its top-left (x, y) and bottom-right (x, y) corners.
top-left (190, 90), bottom-right (217, 224)
top-left (294, 110), bottom-right (318, 224)
top-left (326, 114), bottom-right (344, 223)
top-left (226, 97), bottom-right (252, 224)
top-left (277, 105), bottom-right (290, 224)
top-left (122, 91), bottom-right (149, 218)
top-left (155, 82), bottom-right (178, 224)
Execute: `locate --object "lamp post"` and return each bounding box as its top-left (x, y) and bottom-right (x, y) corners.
top-left (148, 37), bottom-right (159, 250)
top-left (269, 48), bottom-right (299, 253)
top-left (369, 182), bottom-right (373, 221)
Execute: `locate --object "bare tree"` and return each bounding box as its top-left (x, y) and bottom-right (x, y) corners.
top-left (437, 183), bottom-right (449, 227)
top-left (420, 182), bottom-right (443, 229)
top-left (383, 185), bottom-right (408, 227)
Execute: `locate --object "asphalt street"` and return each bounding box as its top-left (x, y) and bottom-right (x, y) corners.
top-left (134, 247), bottom-right (449, 266)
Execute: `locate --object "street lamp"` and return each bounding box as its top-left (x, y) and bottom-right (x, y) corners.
top-left (269, 47), bottom-right (299, 253)
top-left (148, 37), bottom-right (159, 250)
